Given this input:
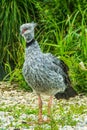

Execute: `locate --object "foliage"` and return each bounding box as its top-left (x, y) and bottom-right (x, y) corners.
top-left (0, 87), bottom-right (87, 129)
top-left (0, 0), bottom-right (87, 92)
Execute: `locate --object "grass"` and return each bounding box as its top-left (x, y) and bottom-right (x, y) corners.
top-left (0, 91), bottom-right (87, 129)
top-left (0, 104), bottom-right (86, 129)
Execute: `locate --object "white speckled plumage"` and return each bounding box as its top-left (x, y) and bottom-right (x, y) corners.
top-left (20, 22), bottom-right (77, 99)
top-left (22, 40), bottom-right (67, 96)
top-left (20, 22), bottom-right (77, 122)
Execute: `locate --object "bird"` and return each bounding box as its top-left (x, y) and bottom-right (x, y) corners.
top-left (20, 22), bottom-right (77, 123)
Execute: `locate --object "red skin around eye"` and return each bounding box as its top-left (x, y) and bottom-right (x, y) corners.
top-left (22, 29), bottom-right (27, 34)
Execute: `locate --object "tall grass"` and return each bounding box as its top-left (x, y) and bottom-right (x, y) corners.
top-left (0, 0), bottom-right (36, 83)
top-left (0, 0), bottom-right (35, 68)
top-left (0, 0), bottom-right (87, 92)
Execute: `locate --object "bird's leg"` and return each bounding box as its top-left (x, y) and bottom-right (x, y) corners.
top-left (47, 96), bottom-right (53, 120)
top-left (38, 94), bottom-right (43, 122)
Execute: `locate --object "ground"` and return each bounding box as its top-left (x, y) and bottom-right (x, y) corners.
top-left (0, 81), bottom-right (87, 130)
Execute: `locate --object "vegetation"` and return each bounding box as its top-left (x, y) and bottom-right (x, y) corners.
top-left (0, 102), bottom-right (83, 129)
top-left (0, 83), bottom-right (87, 129)
top-left (0, 0), bottom-right (87, 92)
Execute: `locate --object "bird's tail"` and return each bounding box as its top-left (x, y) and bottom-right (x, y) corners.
top-left (54, 87), bottom-right (77, 100)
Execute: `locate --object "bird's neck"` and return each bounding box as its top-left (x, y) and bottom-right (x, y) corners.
top-left (25, 40), bottom-right (42, 57)
top-left (26, 39), bottom-right (35, 47)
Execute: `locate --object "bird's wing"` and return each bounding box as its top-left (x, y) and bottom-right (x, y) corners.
top-left (44, 53), bottom-right (77, 99)
top-left (46, 53), bottom-right (69, 73)
top-left (45, 53), bottom-right (71, 88)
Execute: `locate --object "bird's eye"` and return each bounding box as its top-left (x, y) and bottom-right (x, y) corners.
top-left (22, 28), bottom-right (27, 34)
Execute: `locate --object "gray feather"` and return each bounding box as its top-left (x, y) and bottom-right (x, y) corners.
top-left (23, 41), bottom-right (67, 95)
top-left (20, 22), bottom-right (77, 99)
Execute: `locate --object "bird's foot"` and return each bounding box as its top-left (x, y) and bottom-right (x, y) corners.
top-left (38, 118), bottom-right (50, 124)
top-left (38, 117), bottom-right (44, 124)
top-left (44, 118), bottom-right (50, 123)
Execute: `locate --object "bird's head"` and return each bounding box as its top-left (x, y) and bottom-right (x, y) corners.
top-left (20, 22), bottom-right (37, 42)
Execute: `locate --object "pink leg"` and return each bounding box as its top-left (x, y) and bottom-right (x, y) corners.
top-left (48, 96), bottom-right (53, 117)
top-left (38, 94), bottom-right (43, 122)
top-left (38, 95), bottom-right (53, 123)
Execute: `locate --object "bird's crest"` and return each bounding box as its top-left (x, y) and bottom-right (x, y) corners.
top-left (20, 22), bottom-right (37, 42)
